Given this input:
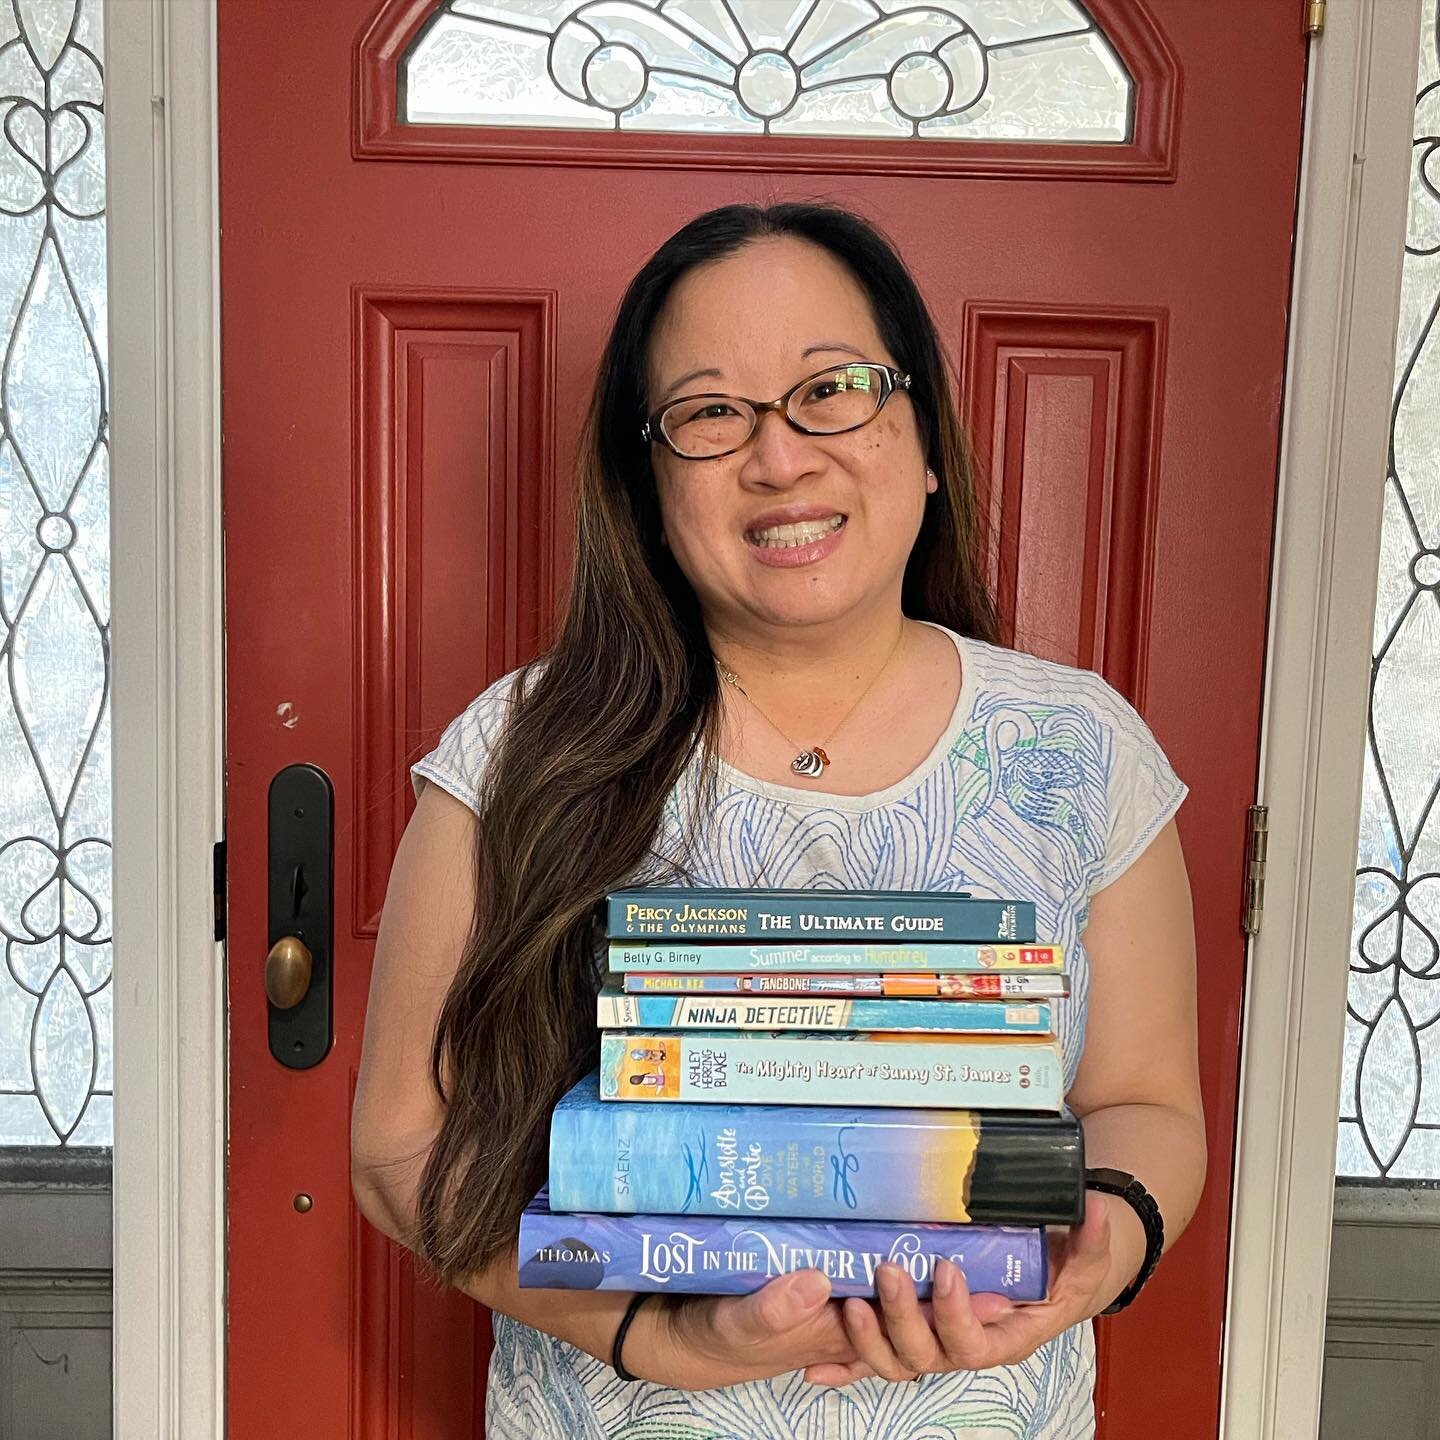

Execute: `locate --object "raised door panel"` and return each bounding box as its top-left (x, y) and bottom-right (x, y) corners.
top-left (353, 290), bottom-right (556, 935)
top-left (352, 1165), bottom-right (485, 1440)
top-left (963, 306), bottom-right (1164, 699)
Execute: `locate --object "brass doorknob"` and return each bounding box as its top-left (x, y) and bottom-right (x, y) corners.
top-left (265, 935), bottom-right (313, 1009)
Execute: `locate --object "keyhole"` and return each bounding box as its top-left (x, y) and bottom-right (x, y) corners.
top-left (289, 863), bottom-right (308, 919)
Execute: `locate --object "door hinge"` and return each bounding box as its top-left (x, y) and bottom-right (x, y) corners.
top-left (1243, 805), bottom-right (1269, 937)
top-left (1304, 0), bottom-right (1325, 38)
top-left (213, 837), bottom-right (227, 943)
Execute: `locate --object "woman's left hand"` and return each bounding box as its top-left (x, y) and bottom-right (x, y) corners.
top-left (804, 1192), bottom-right (1130, 1387)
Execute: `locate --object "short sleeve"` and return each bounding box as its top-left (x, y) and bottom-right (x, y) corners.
top-left (1089, 684), bottom-right (1189, 894)
top-left (410, 668), bottom-right (527, 818)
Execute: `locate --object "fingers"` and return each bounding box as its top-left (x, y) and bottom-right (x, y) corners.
top-left (837, 1264), bottom-right (941, 1382)
top-left (662, 1273), bottom-right (856, 1389)
top-left (804, 1358), bottom-right (877, 1387)
top-left (1046, 1191), bottom-right (1110, 1274)
top-left (943, 1198), bottom-right (1116, 1370)
top-left (842, 1295), bottom-right (920, 1383)
top-left (929, 1259), bottom-right (995, 1369)
top-left (837, 1260), bottom-right (1012, 1382)
top-left (809, 1199), bottom-right (1123, 1389)
top-left (1071, 1190), bottom-right (1112, 1258)
top-left (715, 1269), bottom-right (832, 1350)
top-left (705, 1226), bottom-right (1108, 1394)
top-left (968, 1291), bottom-right (1016, 1325)
top-left (1048, 1194), bottom-right (1115, 1309)
top-left (874, 1265), bottom-right (943, 1375)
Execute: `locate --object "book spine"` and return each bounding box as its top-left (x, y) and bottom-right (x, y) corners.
top-left (596, 992), bottom-right (1052, 1035)
top-left (620, 972), bottom-right (1071, 998)
top-left (548, 1079), bottom-right (1085, 1224)
top-left (599, 1032), bottom-right (1064, 1110)
top-left (609, 943), bottom-right (1063, 974)
top-left (608, 894), bottom-right (1035, 942)
top-left (518, 1197), bottom-right (1047, 1300)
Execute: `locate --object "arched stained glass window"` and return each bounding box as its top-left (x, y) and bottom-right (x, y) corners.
top-left (401, 0), bottom-right (1133, 142)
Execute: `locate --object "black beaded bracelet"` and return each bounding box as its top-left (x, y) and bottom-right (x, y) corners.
top-left (1084, 1166), bottom-right (1165, 1315)
top-left (612, 1293), bottom-right (650, 1382)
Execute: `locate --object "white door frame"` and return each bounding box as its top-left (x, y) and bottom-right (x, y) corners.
top-left (1221, 3), bottom-right (1422, 1436)
top-left (104, 2), bottom-right (1421, 1436)
top-left (108, 1), bottom-right (225, 1436)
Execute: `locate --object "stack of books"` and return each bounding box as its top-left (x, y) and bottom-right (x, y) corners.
top-left (518, 888), bottom-right (1084, 1301)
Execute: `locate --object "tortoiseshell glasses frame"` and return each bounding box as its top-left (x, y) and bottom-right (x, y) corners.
top-left (642, 362), bottom-right (912, 460)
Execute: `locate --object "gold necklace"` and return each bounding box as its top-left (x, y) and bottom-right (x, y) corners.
top-left (717, 625), bottom-right (905, 778)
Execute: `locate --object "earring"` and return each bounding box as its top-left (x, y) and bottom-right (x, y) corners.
top-left (925, 468), bottom-right (939, 494)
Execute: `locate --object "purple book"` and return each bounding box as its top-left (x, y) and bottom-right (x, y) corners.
top-left (517, 1188), bottom-right (1046, 1300)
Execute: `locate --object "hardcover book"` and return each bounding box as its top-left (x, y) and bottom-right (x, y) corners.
top-left (598, 1030), bottom-right (1064, 1110)
top-left (620, 971), bottom-right (1070, 999)
top-left (549, 1072), bottom-right (1085, 1224)
top-left (517, 1187), bottom-right (1048, 1300)
top-left (609, 942), bottom-right (1062, 974)
top-left (606, 888), bottom-right (1036, 943)
top-left (596, 985), bottom-right (1052, 1035)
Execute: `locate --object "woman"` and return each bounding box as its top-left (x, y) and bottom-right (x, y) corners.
top-left (352, 203), bottom-right (1205, 1439)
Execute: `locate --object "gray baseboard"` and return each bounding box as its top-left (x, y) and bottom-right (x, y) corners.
top-left (1321, 1199), bottom-right (1440, 1440)
top-left (0, 1180), bottom-right (112, 1440)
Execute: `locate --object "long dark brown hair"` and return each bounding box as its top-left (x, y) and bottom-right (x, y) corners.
top-left (414, 202), bottom-right (999, 1283)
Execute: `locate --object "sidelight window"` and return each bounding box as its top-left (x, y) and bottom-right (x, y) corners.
top-left (0, 0), bottom-right (111, 1150)
top-left (1337, 0), bottom-right (1440, 1183)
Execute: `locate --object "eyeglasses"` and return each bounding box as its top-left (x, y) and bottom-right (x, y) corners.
top-left (642, 362), bottom-right (912, 461)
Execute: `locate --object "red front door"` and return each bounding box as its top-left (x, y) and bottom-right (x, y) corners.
top-left (220, 3), bottom-right (1307, 1435)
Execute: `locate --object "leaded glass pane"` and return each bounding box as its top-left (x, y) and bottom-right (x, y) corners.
top-left (1337, 0), bottom-right (1440, 1182)
top-left (403, 0), bottom-right (1132, 141)
top-left (0, 0), bottom-right (111, 1149)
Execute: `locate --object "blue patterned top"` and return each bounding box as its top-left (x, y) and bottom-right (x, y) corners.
top-left (411, 625), bottom-right (1187, 1440)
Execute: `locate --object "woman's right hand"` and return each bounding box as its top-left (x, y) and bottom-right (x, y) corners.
top-left (624, 1272), bottom-right (873, 1391)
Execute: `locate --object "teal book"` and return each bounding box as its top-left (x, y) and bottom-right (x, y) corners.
top-left (595, 984), bottom-right (1052, 1035)
top-left (607, 888), bottom-right (1035, 943)
top-left (609, 941), bottom-right (1063, 974)
top-left (599, 1030), bottom-right (1064, 1111)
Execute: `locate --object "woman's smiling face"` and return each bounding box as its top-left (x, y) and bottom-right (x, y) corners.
top-left (646, 236), bottom-right (932, 639)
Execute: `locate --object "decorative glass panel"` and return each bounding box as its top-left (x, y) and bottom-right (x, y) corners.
top-left (1337, 0), bottom-right (1440, 1182)
top-left (0, 0), bottom-right (111, 1149)
top-left (402, 0), bottom-right (1132, 141)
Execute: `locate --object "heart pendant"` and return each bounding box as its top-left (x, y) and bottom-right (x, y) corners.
top-left (790, 748), bottom-right (830, 778)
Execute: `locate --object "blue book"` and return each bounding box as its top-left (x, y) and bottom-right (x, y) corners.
top-left (548, 1073), bottom-right (1085, 1225)
top-left (599, 1031), bottom-right (1064, 1110)
top-left (518, 1187), bottom-right (1047, 1300)
top-left (596, 985), bottom-right (1052, 1035)
top-left (609, 941), bottom-right (1062, 974)
top-left (607, 888), bottom-right (1036, 943)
